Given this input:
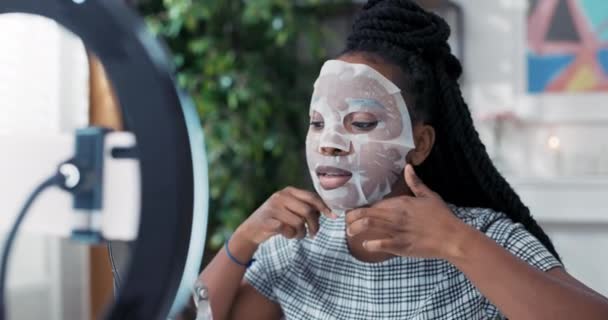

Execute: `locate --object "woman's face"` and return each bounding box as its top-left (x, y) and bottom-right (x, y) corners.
top-left (305, 59), bottom-right (415, 214)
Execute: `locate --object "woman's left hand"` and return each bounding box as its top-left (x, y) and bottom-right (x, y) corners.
top-left (345, 164), bottom-right (472, 260)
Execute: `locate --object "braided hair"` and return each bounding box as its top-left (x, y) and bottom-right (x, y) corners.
top-left (343, 0), bottom-right (560, 260)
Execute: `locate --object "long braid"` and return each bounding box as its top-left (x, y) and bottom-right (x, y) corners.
top-left (434, 61), bottom-right (560, 260)
top-left (343, 0), bottom-right (560, 260)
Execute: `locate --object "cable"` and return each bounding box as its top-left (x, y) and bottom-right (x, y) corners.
top-left (1, 127), bottom-right (107, 319)
top-left (0, 173), bottom-right (65, 320)
top-left (107, 242), bottom-right (122, 293)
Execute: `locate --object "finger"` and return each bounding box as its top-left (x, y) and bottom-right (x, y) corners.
top-left (274, 209), bottom-right (307, 239)
top-left (284, 187), bottom-right (336, 219)
top-left (363, 238), bottom-right (404, 255)
top-left (261, 218), bottom-right (297, 238)
top-left (372, 196), bottom-right (414, 211)
top-left (269, 216), bottom-right (300, 239)
top-left (346, 207), bottom-right (403, 226)
top-left (259, 218), bottom-right (289, 239)
top-left (346, 217), bottom-right (402, 237)
top-left (283, 197), bottom-right (320, 237)
top-left (260, 218), bottom-right (283, 233)
top-left (259, 217), bottom-right (297, 239)
top-left (278, 224), bottom-right (299, 239)
top-left (404, 164), bottom-right (432, 197)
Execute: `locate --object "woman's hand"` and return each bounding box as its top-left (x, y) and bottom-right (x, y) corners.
top-left (204, 186), bottom-right (332, 320)
top-left (345, 164), bottom-right (472, 259)
top-left (234, 187), bottom-right (335, 247)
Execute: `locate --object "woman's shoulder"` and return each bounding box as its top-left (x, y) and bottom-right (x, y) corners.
top-left (448, 204), bottom-right (535, 243)
top-left (256, 234), bottom-right (296, 262)
top-left (448, 204), bottom-right (562, 272)
top-left (448, 204), bottom-right (508, 231)
top-left (254, 234), bottom-right (314, 275)
top-left (244, 235), bottom-right (300, 301)
top-left (448, 204), bottom-right (535, 247)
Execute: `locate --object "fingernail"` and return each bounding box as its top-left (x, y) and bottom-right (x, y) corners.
top-left (346, 228), bottom-right (352, 237)
top-left (362, 241), bottom-right (368, 249)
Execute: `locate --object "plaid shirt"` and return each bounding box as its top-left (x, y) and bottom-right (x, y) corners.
top-left (245, 205), bottom-right (562, 319)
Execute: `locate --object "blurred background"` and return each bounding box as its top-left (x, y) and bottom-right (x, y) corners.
top-left (0, 0), bottom-right (607, 319)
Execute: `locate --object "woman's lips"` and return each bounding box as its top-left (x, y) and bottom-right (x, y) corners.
top-left (316, 166), bottom-right (352, 190)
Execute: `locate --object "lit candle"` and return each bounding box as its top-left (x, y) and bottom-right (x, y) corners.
top-left (547, 134), bottom-right (561, 175)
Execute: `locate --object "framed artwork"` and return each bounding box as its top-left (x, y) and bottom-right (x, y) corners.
top-left (527, 0), bottom-right (608, 93)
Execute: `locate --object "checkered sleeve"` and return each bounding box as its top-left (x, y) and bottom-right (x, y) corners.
top-left (483, 216), bottom-right (562, 272)
top-left (244, 235), bottom-right (292, 302)
top-left (480, 212), bottom-right (563, 318)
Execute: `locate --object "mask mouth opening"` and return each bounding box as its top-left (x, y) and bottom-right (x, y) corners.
top-left (315, 166), bottom-right (353, 190)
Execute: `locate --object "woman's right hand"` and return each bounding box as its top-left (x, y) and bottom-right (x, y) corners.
top-left (201, 187), bottom-right (332, 320)
top-left (234, 187), bottom-right (336, 246)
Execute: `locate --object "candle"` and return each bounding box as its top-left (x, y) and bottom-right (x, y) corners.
top-left (547, 134), bottom-right (562, 176)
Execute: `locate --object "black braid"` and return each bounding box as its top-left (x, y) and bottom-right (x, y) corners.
top-left (343, 0), bottom-right (560, 260)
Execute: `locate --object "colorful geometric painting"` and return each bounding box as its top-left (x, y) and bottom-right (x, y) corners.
top-left (527, 0), bottom-right (608, 93)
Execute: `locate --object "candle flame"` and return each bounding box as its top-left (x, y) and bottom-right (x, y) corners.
top-left (547, 135), bottom-right (560, 150)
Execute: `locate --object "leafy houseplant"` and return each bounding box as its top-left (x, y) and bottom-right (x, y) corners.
top-left (138, 0), bottom-right (350, 259)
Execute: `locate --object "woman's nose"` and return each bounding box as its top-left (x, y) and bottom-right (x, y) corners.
top-left (320, 146), bottom-right (350, 156)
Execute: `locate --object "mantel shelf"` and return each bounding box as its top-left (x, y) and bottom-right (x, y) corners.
top-left (506, 176), bottom-right (608, 224)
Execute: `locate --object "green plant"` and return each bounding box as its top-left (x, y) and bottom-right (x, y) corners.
top-left (138, 0), bottom-right (348, 255)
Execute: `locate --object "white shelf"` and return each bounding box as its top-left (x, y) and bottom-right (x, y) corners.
top-left (507, 176), bottom-right (608, 224)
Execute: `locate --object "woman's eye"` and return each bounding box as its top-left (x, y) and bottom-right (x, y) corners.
top-left (351, 121), bottom-right (378, 130)
top-left (310, 121), bottom-right (324, 129)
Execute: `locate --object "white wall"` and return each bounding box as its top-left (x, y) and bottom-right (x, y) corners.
top-left (0, 13), bottom-right (90, 320)
top-left (1, 2), bottom-right (606, 317)
top-left (454, 0), bottom-right (608, 296)
top-left (457, 0), bottom-right (608, 177)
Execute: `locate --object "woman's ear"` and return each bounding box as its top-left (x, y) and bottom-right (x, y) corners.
top-left (407, 124), bottom-right (435, 166)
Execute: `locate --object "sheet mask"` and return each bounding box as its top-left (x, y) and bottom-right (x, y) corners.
top-left (306, 60), bottom-right (415, 215)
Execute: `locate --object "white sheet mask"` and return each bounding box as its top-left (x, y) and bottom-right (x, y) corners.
top-left (305, 60), bottom-right (415, 215)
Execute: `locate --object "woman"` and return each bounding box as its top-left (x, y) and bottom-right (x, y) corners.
top-left (200, 0), bottom-right (608, 319)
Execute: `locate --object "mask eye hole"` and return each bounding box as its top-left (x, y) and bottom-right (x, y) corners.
top-left (344, 112), bottom-right (378, 132)
top-left (310, 111), bottom-right (324, 130)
